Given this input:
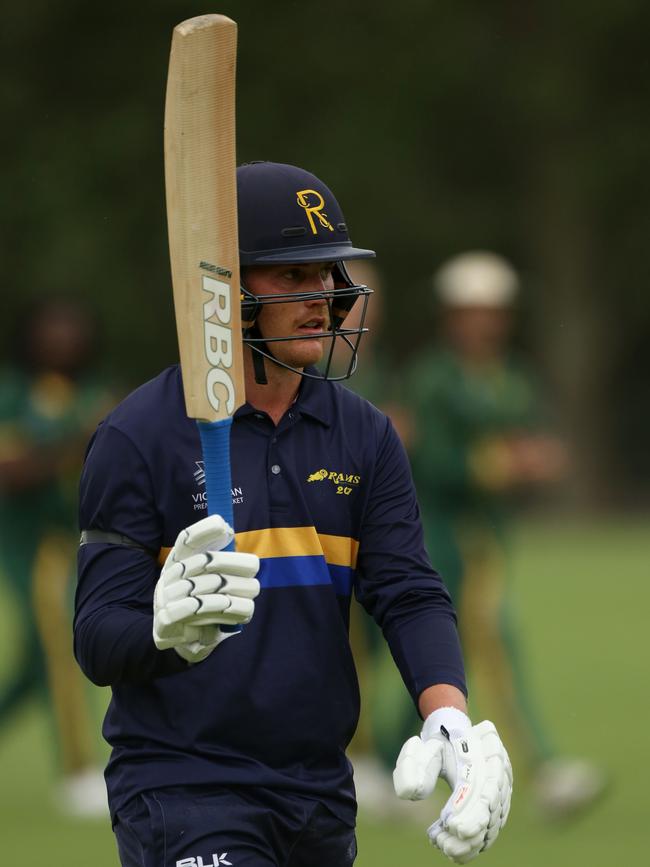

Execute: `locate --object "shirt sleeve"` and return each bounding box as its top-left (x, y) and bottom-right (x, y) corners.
top-left (74, 422), bottom-right (186, 685)
top-left (355, 415), bottom-right (467, 707)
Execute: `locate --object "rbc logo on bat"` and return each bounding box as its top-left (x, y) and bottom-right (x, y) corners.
top-left (201, 272), bottom-right (235, 415)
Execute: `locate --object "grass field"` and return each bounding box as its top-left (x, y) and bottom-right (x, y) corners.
top-left (0, 515), bottom-right (647, 865)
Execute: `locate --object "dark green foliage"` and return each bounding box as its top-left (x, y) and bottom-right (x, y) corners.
top-left (1, 1), bottom-right (648, 501)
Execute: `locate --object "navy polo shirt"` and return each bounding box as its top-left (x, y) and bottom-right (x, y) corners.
top-left (74, 365), bottom-right (466, 824)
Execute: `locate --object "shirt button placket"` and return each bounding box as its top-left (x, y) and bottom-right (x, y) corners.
top-left (268, 427), bottom-right (287, 509)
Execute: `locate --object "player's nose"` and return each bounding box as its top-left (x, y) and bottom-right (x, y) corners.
top-left (304, 273), bottom-right (333, 303)
top-left (304, 291), bottom-right (328, 307)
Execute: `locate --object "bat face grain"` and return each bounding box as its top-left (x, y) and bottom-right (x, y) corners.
top-left (164, 14), bottom-right (243, 564)
top-left (165, 14), bottom-right (244, 424)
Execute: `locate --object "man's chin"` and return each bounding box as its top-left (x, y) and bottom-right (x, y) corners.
top-left (276, 341), bottom-right (324, 371)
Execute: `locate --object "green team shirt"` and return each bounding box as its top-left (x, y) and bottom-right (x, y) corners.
top-left (405, 349), bottom-right (546, 589)
top-left (0, 367), bottom-right (113, 530)
top-left (407, 349), bottom-right (543, 512)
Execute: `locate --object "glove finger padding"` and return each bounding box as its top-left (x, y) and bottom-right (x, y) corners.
top-left (153, 515), bottom-right (261, 663)
top-left (429, 828), bottom-right (484, 864)
top-left (190, 594), bottom-right (255, 624)
top-left (157, 591), bottom-right (255, 628)
top-left (160, 565), bottom-right (260, 607)
top-left (167, 514), bottom-right (234, 562)
top-left (153, 619), bottom-right (213, 650)
top-left (191, 573), bottom-right (260, 599)
top-left (393, 736), bottom-right (444, 801)
top-left (153, 608), bottom-right (241, 662)
top-left (202, 552), bottom-right (260, 579)
top-left (427, 721), bottom-right (512, 863)
top-left (161, 551), bottom-right (260, 587)
top-left (155, 600), bottom-right (198, 633)
top-left (172, 623), bottom-right (235, 664)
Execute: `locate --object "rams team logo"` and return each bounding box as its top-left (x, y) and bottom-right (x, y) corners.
top-left (307, 467), bottom-right (361, 496)
top-left (296, 189), bottom-right (334, 235)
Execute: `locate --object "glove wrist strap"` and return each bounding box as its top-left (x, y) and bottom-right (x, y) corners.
top-left (422, 706), bottom-right (472, 742)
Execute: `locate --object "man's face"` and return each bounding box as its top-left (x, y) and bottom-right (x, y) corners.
top-left (443, 305), bottom-right (513, 360)
top-left (243, 261), bottom-right (335, 370)
top-left (29, 304), bottom-right (94, 375)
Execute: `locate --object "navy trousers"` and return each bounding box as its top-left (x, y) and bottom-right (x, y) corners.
top-left (114, 785), bottom-right (357, 867)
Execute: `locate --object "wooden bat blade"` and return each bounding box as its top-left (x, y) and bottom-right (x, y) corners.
top-left (164, 14), bottom-right (244, 424)
top-left (164, 15), bottom-right (243, 596)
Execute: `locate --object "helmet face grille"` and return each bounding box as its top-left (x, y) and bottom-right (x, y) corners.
top-left (240, 263), bottom-right (373, 382)
top-left (242, 287), bottom-right (373, 382)
top-left (237, 162), bottom-right (375, 265)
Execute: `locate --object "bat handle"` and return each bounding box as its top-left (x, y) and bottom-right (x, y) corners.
top-left (197, 417), bottom-right (240, 634)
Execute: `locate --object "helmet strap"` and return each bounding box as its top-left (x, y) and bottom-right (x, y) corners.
top-left (243, 323), bottom-right (269, 385)
top-left (252, 345), bottom-right (268, 385)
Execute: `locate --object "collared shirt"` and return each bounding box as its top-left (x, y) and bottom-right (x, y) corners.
top-left (75, 365), bottom-right (465, 824)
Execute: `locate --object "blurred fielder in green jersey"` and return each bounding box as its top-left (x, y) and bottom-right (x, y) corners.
top-left (0, 298), bottom-right (114, 817)
top-left (406, 251), bottom-right (606, 818)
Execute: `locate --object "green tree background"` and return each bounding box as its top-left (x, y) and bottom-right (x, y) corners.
top-left (2, 0), bottom-right (649, 506)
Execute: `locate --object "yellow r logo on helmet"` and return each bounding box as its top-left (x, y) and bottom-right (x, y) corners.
top-left (296, 189), bottom-right (334, 235)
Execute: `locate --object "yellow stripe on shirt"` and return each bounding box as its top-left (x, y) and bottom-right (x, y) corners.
top-left (236, 527), bottom-right (359, 568)
top-left (158, 527), bottom-right (359, 569)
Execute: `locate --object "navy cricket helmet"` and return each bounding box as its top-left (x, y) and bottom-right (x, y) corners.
top-left (236, 162), bottom-right (376, 383)
top-left (237, 161), bottom-right (375, 265)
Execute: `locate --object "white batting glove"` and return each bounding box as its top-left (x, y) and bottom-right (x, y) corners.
top-left (153, 514), bottom-right (260, 663)
top-left (393, 707), bottom-right (512, 864)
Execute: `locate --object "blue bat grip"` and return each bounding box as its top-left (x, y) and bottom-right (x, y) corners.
top-left (197, 417), bottom-right (239, 633)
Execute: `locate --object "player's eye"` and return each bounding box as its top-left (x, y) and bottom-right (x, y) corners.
top-left (320, 264), bottom-right (335, 280)
top-left (282, 268), bottom-right (302, 282)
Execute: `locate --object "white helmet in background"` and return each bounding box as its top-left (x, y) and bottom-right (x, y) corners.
top-left (434, 251), bottom-right (519, 307)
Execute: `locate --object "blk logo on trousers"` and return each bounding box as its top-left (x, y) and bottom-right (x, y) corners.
top-left (176, 855), bottom-right (232, 867)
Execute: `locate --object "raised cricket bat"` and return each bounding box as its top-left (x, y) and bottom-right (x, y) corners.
top-left (164, 15), bottom-right (244, 563)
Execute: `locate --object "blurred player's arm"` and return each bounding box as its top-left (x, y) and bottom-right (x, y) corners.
top-left (0, 385), bottom-right (115, 493)
top-left (467, 432), bottom-right (568, 492)
top-left (0, 426), bottom-right (88, 492)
